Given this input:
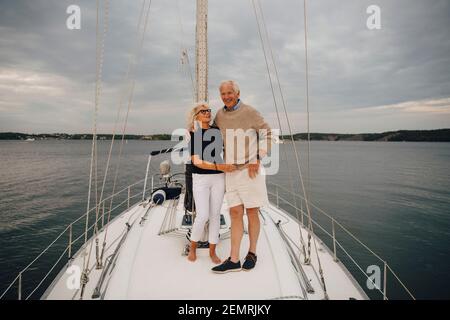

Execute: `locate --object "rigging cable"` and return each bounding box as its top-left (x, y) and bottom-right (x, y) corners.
top-left (252, 0), bottom-right (309, 267)
top-left (176, 0), bottom-right (196, 102)
top-left (252, 0), bottom-right (328, 299)
top-left (81, 0), bottom-right (109, 300)
top-left (98, 0), bottom-right (153, 269)
top-left (302, 0), bottom-right (313, 263)
top-left (80, 0), bottom-right (152, 299)
top-left (301, 0), bottom-right (328, 298)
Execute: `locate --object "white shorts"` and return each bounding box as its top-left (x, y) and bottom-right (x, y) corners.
top-left (225, 165), bottom-right (269, 209)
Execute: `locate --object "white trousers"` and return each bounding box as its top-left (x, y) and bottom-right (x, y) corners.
top-left (191, 173), bottom-right (225, 244)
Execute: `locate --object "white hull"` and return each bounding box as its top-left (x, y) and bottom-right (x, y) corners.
top-left (43, 195), bottom-right (367, 300)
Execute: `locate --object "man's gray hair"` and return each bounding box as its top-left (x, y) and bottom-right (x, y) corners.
top-left (219, 80), bottom-right (240, 94)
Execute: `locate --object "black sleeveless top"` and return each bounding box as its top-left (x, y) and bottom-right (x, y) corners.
top-left (188, 127), bottom-right (224, 174)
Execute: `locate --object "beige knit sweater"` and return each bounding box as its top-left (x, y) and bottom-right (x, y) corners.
top-left (214, 102), bottom-right (272, 165)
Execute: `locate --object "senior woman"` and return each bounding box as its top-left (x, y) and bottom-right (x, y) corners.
top-left (187, 102), bottom-right (236, 264)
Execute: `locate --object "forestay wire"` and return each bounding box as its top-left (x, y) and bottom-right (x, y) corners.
top-left (80, 0), bottom-right (153, 299)
top-left (98, 0), bottom-right (152, 270)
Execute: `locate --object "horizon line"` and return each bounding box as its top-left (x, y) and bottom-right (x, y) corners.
top-left (1, 128), bottom-right (449, 136)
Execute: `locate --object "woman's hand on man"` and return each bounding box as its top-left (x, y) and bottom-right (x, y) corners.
top-left (218, 163), bottom-right (237, 172)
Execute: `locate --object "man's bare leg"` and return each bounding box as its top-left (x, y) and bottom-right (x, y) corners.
top-left (246, 207), bottom-right (260, 254)
top-left (230, 205), bottom-right (244, 263)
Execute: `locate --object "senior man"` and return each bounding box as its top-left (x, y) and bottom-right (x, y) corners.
top-left (212, 80), bottom-right (272, 273)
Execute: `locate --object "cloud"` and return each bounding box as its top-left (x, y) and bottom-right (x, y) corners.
top-left (0, 0), bottom-right (449, 134)
top-left (0, 68), bottom-right (68, 97)
top-left (355, 97), bottom-right (450, 115)
top-left (268, 97), bottom-right (450, 134)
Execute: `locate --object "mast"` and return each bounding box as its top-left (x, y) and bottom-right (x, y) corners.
top-left (195, 0), bottom-right (208, 102)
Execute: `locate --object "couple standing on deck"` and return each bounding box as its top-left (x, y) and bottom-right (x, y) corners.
top-left (187, 80), bottom-right (272, 273)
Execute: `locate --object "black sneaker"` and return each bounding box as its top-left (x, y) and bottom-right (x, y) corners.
top-left (211, 257), bottom-right (241, 274)
top-left (242, 252), bottom-right (257, 271)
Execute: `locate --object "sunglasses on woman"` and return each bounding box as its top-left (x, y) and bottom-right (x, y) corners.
top-left (196, 109), bottom-right (211, 115)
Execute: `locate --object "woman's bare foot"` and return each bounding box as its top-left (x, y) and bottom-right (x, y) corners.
top-left (188, 241), bottom-right (198, 262)
top-left (187, 250), bottom-right (197, 262)
top-left (210, 254), bottom-right (221, 264)
top-left (209, 244), bottom-right (221, 264)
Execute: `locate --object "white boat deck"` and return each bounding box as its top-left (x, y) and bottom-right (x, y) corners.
top-left (43, 195), bottom-right (367, 300)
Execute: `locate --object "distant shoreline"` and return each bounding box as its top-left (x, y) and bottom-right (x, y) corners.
top-left (281, 129), bottom-right (450, 142)
top-left (1, 129), bottom-right (449, 142)
top-left (0, 133), bottom-right (173, 141)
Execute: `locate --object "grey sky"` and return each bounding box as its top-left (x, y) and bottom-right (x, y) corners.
top-left (0, 0), bottom-right (449, 134)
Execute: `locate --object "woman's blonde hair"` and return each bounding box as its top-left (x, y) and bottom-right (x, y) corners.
top-left (187, 102), bottom-right (211, 132)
